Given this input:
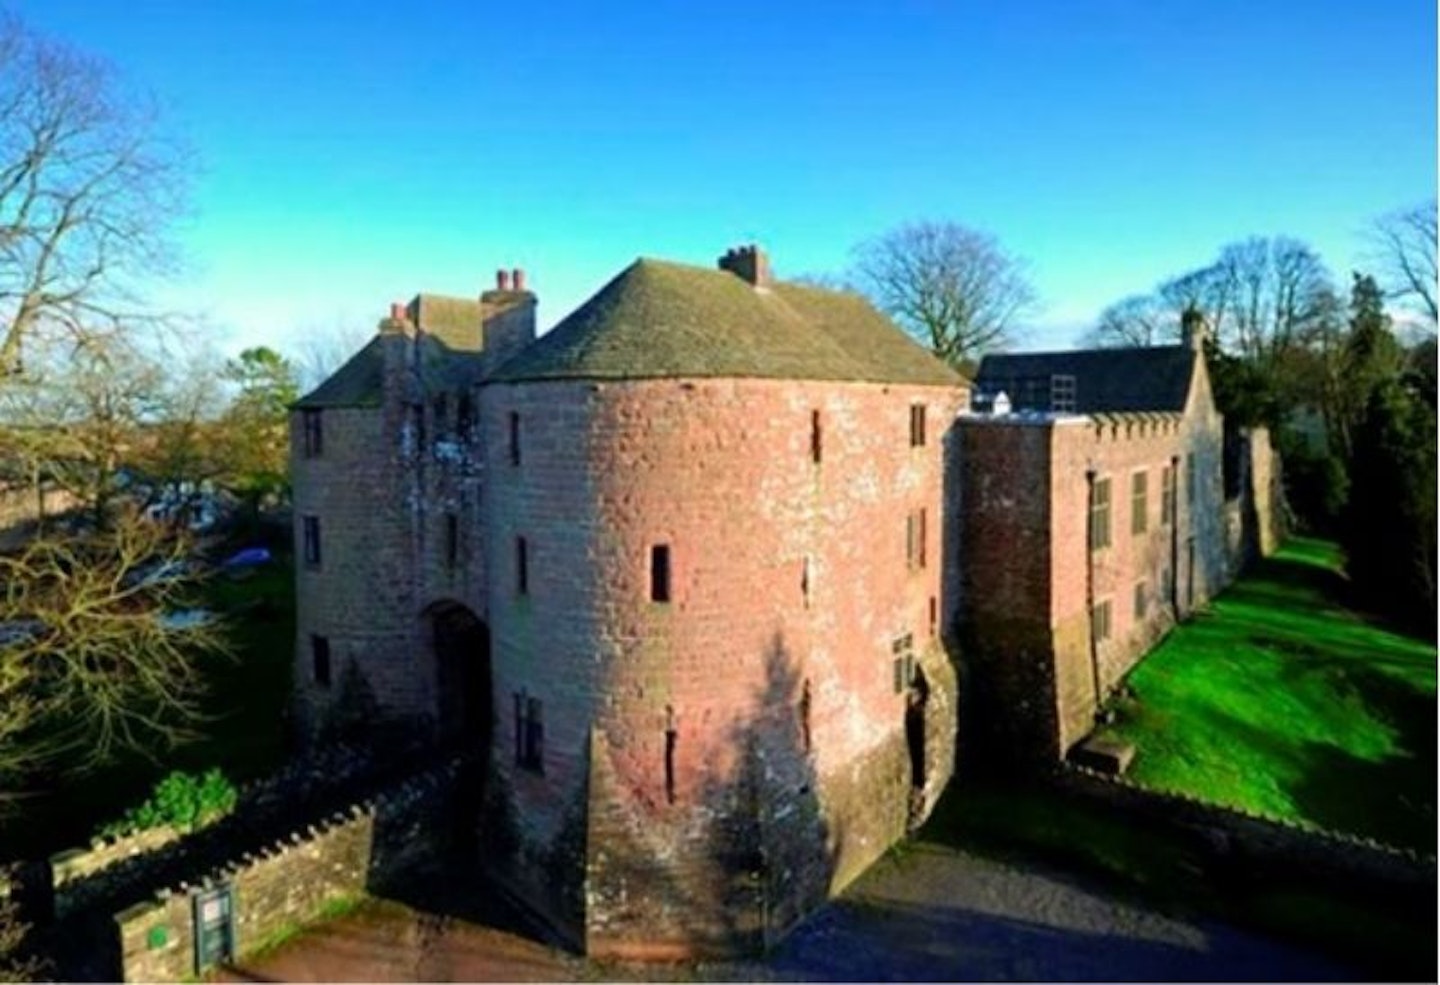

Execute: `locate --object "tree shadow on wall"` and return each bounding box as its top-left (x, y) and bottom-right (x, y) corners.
top-left (587, 631), bottom-right (842, 964)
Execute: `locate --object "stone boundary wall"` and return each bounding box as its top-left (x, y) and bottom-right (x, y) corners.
top-left (113, 759), bottom-right (459, 982)
top-left (1050, 764), bottom-right (1435, 890)
top-left (42, 742), bottom-right (406, 920)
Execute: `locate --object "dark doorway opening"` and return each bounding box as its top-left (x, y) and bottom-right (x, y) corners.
top-left (905, 668), bottom-right (930, 790)
top-left (429, 602), bottom-right (493, 755)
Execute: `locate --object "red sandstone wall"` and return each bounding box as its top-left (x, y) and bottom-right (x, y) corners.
top-left (290, 329), bottom-right (489, 741)
top-left (480, 376), bottom-right (965, 955)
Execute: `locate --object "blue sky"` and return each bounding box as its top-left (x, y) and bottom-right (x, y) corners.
top-left (14, 0), bottom-right (1437, 356)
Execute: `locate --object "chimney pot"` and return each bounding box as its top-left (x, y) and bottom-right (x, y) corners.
top-left (496, 269), bottom-right (511, 291)
top-left (513, 268), bottom-right (526, 292)
top-left (389, 302), bottom-right (405, 321)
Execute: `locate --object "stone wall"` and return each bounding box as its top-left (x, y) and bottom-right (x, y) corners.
top-left (479, 376), bottom-right (966, 956)
top-left (104, 758), bottom-right (458, 982)
top-left (1051, 765), bottom-right (1435, 891)
top-left (956, 388), bottom-right (1230, 762)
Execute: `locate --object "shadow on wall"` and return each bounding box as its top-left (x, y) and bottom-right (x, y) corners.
top-left (584, 631), bottom-right (841, 959)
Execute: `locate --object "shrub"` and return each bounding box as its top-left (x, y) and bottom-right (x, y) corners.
top-left (95, 768), bottom-right (238, 839)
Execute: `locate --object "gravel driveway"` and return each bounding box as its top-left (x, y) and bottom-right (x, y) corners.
top-left (220, 842), bottom-right (1358, 982)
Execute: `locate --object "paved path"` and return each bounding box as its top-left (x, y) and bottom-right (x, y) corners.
top-left (219, 843), bottom-right (1358, 982)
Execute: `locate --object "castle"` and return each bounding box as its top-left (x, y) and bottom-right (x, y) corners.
top-left (289, 246), bottom-right (1274, 958)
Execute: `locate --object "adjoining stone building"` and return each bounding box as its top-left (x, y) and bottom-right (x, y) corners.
top-left (956, 312), bottom-right (1267, 762)
top-left (290, 248), bottom-right (965, 958)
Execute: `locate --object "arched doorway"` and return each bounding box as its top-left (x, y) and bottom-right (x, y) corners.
top-left (426, 601), bottom-right (493, 751)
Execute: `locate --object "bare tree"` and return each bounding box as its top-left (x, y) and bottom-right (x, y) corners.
top-left (291, 315), bottom-right (372, 394)
top-left (0, 334), bottom-right (166, 527)
top-left (1213, 237), bottom-right (1332, 360)
top-left (851, 221), bottom-right (1036, 366)
top-left (0, 12), bottom-right (188, 373)
top-left (0, 510), bottom-right (228, 785)
top-left (1368, 200), bottom-right (1437, 329)
top-left (1083, 293), bottom-right (1175, 348)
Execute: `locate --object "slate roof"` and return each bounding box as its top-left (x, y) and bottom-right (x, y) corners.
top-left (294, 335), bottom-right (390, 409)
top-left (973, 346), bottom-right (1196, 414)
top-left (294, 294), bottom-right (490, 409)
top-left (491, 259), bottom-right (961, 387)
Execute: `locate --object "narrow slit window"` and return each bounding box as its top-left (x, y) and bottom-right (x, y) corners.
top-left (456, 394), bottom-right (475, 439)
top-left (311, 635), bottom-right (331, 688)
top-left (508, 412), bottom-right (521, 465)
top-left (433, 393), bottom-right (449, 432)
top-left (928, 596), bottom-right (938, 638)
top-left (799, 680), bottom-right (812, 753)
top-left (1134, 580), bottom-right (1148, 620)
top-left (516, 693), bottom-right (544, 773)
top-left (302, 409), bottom-right (323, 458)
top-left (811, 410), bottom-right (822, 463)
top-left (664, 706), bottom-right (677, 804)
top-left (412, 403), bottom-right (426, 452)
top-left (303, 515), bottom-right (321, 567)
top-left (445, 513), bottom-right (459, 569)
top-left (650, 544), bottom-right (671, 603)
top-left (516, 536), bottom-right (529, 595)
top-left (909, 404), bottom-right (927, 447)
top-left (919, 508), bottom-right (928, 569)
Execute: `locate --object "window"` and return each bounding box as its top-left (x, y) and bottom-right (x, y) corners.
top-left (909, 404), bottom-right (927, 447)
top-left (1089, 478), bottom-right (1111, 551)
top-left (798, 680), bottom-right (812, 753)
top-left (432, 393), bottom-right (449, 432)
top-left (1092, 599), bottom-right (1112, 643)
top-left (456, 394), bottom-right (475, 439)
top-left (1050, 374), bottom-right (1077, 413)
top-left (302, 409), bottom-right (323, 458)
top-left (302, 516), bottom-right (321, 567)
top-left (811, 410), bottom-right (823, 463)
top-left (906, 509), bottom-right (927, 570)
top-left (664, 707), bottom-right (678, 804)
top-left (929, 596), bottom-right (938, 638)
top-left (445, 513), bottom-right (459, 569)
top-left (1161, 465), bottom-right (1176, 526)
top-left (651, 544), bottom-right (671, 603)
top-left (801, 555), bottom-right (812, 608)
top-left (1186, 452), bottom-right (1196, 505)
top-left (1134, 581), bottom-right (1148, 621)
top-left (508, 412), bottom-right (521, 466)
top-left (515, 693), bottom-right (544, 773)
top-left (1131, 471), bottom-right (1149, 536)
top-left (515, 536), bottom-right (528, 595)
top-left (311, 635), bottom-right (331, 687)
top-left (411, 403), bottom-right (426, 451)
top-left (892, 633), bottom-right (915, 693)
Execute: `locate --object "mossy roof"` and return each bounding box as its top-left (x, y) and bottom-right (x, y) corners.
top-left (491, 259), bottom-right (962, 387)
top-left (294, 335), bottom-right (389, 409)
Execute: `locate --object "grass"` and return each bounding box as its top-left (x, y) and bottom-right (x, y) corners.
top-left (0, 537), bottom-right (295, 862)
top-left (236, 892), bottom-right (366, 966)
top-left (1094, 537), bottom-right (1436, 851)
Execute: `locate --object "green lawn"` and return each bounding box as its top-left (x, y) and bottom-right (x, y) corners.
top-left (0, 547), bottom-right (295, 862)
top-left (1094, 537), bottom-right (1436, 851)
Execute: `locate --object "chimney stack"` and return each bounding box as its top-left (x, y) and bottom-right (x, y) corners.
top-left (1181, 305), bottom-right (1208, 353)
top-left (718, 244), bottom-right (772, 289)
top-left (496, 269), bottom-right (511, 291)
top-left (389, 301), bottom-right (406, 321)
top-left (512, 268), bottom-right (526, 292)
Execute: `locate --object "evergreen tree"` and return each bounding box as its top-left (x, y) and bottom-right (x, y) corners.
top-left (1339, 276), bottom-right (1436, 633)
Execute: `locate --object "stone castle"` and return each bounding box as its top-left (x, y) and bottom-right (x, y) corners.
top-left (288, 245), bottom-right (1275, 958)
